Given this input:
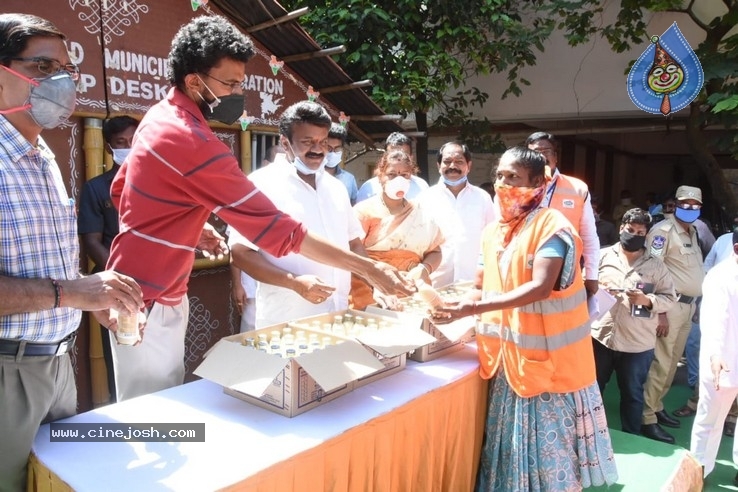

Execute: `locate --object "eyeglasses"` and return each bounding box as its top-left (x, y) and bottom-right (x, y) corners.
top-left (677, 203), bottom-right (701, 210)
top-left (7, 56), bottom-right (80, 81)
top-left (202, 72), bottom-right (245, 93)
top-left (326, 144), bottom-right (343, 153)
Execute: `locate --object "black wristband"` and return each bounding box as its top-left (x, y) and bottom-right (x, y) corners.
top-left (51, 279), bottom-right (62, 309)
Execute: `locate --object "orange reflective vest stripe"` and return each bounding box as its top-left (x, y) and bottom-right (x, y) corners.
top-left (547, 173), bottom-right (589, 231)
top-left (477, 208), bottom-right (595, 397)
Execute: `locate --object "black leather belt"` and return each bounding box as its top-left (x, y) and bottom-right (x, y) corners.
top-left (677, 294), bottom-right (695, 304)
top-left (0, 332), bottom-right (76, 357)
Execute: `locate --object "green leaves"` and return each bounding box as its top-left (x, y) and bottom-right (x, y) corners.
top-left (288, 0), bottom-right (551, 122)
top-left (287, 0), bottom-right (738, 167)
top-left (711, 95), bottom-right (738, 114)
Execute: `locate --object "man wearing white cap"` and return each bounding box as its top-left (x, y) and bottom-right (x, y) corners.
top-left (640, 185), bottom-right (705, 443)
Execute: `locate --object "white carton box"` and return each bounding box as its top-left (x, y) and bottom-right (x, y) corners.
top-left (366, 282), bottom-right (477, 362)
top-left (289, 309), bottom-right (436, 387)
top-left (194, 326), bottom-right (385, 417)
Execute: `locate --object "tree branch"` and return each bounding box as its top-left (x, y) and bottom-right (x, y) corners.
top-left (665, 1), bottom-right (709, 31)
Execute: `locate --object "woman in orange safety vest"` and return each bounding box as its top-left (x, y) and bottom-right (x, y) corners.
top-left (435, 146), bottom-right (618, 491)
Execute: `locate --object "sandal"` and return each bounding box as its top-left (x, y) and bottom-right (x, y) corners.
top-left (673, 405), bottom-right (697, 418)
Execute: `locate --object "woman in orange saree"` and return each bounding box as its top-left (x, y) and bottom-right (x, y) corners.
top-left (350, 151), bottom-right (444, 309)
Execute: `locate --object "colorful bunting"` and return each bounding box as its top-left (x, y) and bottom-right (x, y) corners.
top-left (269, 56), bottom-right (284, 76)
top-left (191, 0), bottom-right (208, 11)
top-left (306, 86), bottom-right (320, 102)
top-left (239, 111), bottom-right (255, 131)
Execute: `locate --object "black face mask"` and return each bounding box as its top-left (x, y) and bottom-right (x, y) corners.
top-left (199, 93), bottom-right (245, 125)
top-left (620, 230), bottom-right (646, 252)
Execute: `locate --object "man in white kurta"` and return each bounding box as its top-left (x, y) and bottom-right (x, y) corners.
top-left (230, 153), bottom-right (363, 328)
top-left (417, 142), bottom-right (496, 287)
top-left (690, 231), bottom-right (738, 479)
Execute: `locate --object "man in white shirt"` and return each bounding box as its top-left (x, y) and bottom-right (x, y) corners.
top-left (356, 132), bottom-right (429, 202)
top-left (417, 142), bottom-right (496, 287)
top-left (526, 132), bottom-right (600, 296)
top-left (228, 145), bottom-right (284, 332)
top-left (230, 101), bottom-right (366, 328)
top-left (675, 229), bottom-right (738, 434)
top-left (705, 231), bottom-right (736, 269)
top-left (690, 231), bottom-right (738, 482)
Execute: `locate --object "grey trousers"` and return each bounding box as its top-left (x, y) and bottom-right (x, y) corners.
top-left (0, 352), bottom-right (76, 492)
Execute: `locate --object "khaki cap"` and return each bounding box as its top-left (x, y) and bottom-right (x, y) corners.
top-left (675, 185), bottom-right (702, 204)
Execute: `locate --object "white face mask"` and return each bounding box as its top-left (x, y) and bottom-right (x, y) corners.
top-left (384, 176), bottom-right (411, 200)
top-left (286, 140), bottom-right (323, 175)
top-left (111, 148), bottom-right (131, 166)
top-left (324, 151), bottom-right (342, 168)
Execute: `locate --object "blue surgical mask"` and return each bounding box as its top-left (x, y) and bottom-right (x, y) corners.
top-left (111, 148), bottom-right (131, 166)
top-left (674, 207), bottom-right (700, 223)
top-left (442, 175), bottom-right (467, 187)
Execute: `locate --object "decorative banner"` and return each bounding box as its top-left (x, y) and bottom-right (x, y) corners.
top-left (269, 55), bottom-right (284, 75)
top-left (239, 111), bottom-right (255, 131)
top-left (339, 111), bottom-right (350, 127)
top-left (627, 22), bottom-right (703, 116)
top-left (306, 85), bottom-right (320, 102)
top-left (7, 0), bottom-right (344, 125)
top-left (191, 0), bottom-right (209, 11)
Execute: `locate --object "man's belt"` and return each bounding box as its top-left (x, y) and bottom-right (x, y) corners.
top-left (0, 332), bottom-right (76, 357)
top-left (677, 294), bottom-right (695, 304)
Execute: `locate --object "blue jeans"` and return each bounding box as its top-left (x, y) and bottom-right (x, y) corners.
top-left (593, 338), bottom-right (655, 435)
top-left (686, 321), bottom-right (700, 388)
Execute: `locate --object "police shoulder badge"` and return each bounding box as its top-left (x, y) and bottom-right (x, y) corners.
top-left (650, 235), bottom-right (666, 256)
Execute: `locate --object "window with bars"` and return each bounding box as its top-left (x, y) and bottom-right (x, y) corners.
top-left (251, 132), bottom-right (281, 171)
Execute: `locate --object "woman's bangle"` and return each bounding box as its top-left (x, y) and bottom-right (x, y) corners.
top-left (420, 262), bottom-right (432, 275)
top-left (51, 279), bottom-right (63, 309)
top-left (471, 301), bottom-right (478, 316)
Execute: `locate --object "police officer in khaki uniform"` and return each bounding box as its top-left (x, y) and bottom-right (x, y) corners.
top-left (640, 185), bottom-right (705, 443)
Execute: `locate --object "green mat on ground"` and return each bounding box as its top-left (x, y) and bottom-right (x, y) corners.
top-left (594, 372), bottom-right (737, 491)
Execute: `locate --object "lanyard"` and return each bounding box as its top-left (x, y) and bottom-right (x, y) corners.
top-left (542, 175), bottom-right (558, 208)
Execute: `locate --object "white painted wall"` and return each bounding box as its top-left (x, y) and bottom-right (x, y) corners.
top-left (456, 4), bottom-right (711, 123)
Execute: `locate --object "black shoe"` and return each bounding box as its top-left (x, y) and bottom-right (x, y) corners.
top-left (656, 410), bottom-right (681, 428)
top-left (724, 421), bottom-right (735, 438)
top-left (641, 423), bottom-right (676, 444)
top-left (673, 404), bottom-right (697, 418)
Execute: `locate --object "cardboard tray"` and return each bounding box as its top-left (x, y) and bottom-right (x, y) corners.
top-left (287, 309), bottom-right (436, 387)
top-left (194, 325), bottom-right (386, 417)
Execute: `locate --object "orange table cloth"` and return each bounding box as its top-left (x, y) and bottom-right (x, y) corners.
top-left (29, 346), bottom-right (486, 491)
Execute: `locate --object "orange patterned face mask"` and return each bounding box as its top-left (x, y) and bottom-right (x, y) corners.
top-left (494, 182), bottom-right (546, 246)
top-left (494, 182), bottom-right (546, 222)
